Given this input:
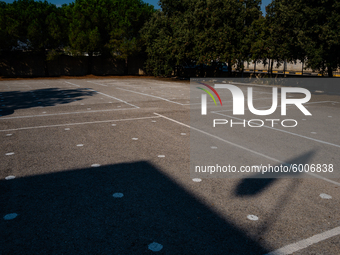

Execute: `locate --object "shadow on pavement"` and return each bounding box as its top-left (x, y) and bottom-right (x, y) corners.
top-left (1, 161), bottom-right (270, 254)
top-left (0, 88), bottom-right (94, 117)
top-left (234, 150), bottom-right (315, 197)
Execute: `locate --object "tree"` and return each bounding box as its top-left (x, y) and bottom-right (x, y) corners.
top-left (65, 0), bottom-right (154, 74)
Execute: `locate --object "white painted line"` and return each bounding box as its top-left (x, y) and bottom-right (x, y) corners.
top-left (148, 242), bottom-right (163, 252)
top-left (158, 155), bottom-right (165, 158)
top-left (181, 133), bottom-right (186, 135)
top-left (3, 213), bottom-right (18, 220)
top-left (65, 128), bottom-right (70, 130)
top-left (5, 152), bottom-right (14, 156)
top-left (132, 138), bottom-right (138, 140)
top-left (192, 178), bottom-right (202, 182)
top-left (0, 116), bottom-right (161, 132)
top-left (77, 144), bottom-right (84, 147)
top-left (91, 164), bottom-right (100, 167)
top-left (87, 81), bottom-right (108, 87)
top-left (63, 81), bottom-right (80, 87)
top-left (247, 215), bottom-right (259, 221)
top-left (328, 116), bottom-right (332, 118)
top-left (0, 107), bottom-right (136, 120)
top-left (153, 113), bottom-right (340, 187)
top-left (319, 193), bottom-right (332, 199)
top-left (112, 193), bottom-right (124, 198)
top-left (5, 175), bottom-right (15, 180)
top-left (211, 146), bottom-right (218, 149)
top-left (213, 112), bottom-right (340, 149)
top-left (265, 226), bottom-right (340, 255)
top-left (311, 132), bottom-right (317, 134)
top-left (111, 124), bottom-right (116, 126)
top-left (91, 90), bottom-right (140, 108)
top-left (6, 134), bottom-right (12, 136)
top-left (117, 87), bottom-right (185, 105)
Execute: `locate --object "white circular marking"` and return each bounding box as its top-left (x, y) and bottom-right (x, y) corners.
top-left (158, 155), bottom-right (165, 158)
top-left (192, 178), bottom-right (202, 182)
top-left (111, 124), bottom-right (116, 126)
top-left (247, 215), bottom-right (259, 221)
top-left (6, 152), bottom-right (14, 156)
top-left (4, 213), bottom-right (18, 220)
top-left (132, 138), bottom-right (138, 140)
top-left (77, 144), bottom-right (84, 147)
top-left (211, 146), bottom-right (217, 149)
top-left (5, 175), bottom-right (15, 180)
top-left (181, 133), bottom-right (186, 135)
top-left (65, 128), bottom-right (70, 130)
top-left (311, 132), bottom-right (317, 134)
top-left (112, 193), bottom-right (124, 198)
top-left (148, 242), bottom-right (163, 252)
top-left (91, 164), bottom-right (100, 167)
top-left (6, 134), bottom-right (12, 136)
top-left (320, 193), bottom-right (332, 199)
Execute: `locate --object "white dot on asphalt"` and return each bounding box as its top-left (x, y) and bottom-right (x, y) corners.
top-left (311, 132), bottom-right (317, 134)
top-left (148, 242), bottom-right (163, 252)
top-left (132, 138), bottom-right (138, 140)
top-left (65, 128), bottom-right (70, 130)
top-left (320, 193), bottom-right (332, 199)
top-left (77, 144), bottom-right (84, 147)
top-left (247, 215), bottom-right (259, 221)
top-left (181, 133), bottom-right (186, 135)
top-left (6, 134), bottom-right (12, 136)
top-left (6, 152), bottom-right (14, 156)
top-left (211, 146), bottom-right (217, 149)
top-left (158, 155), bottom-right (165, 158)
top-left (192, 178), bottom-right (202, 182)
top-left (111, 124), bottom-right (116, 126)
top-left (328, 116), bottom-right (332, 118)
top-left (5, 175), bottom-right (15, 180)
top-left (91, 164), bottom-right (100, 167)
top-left (4, 213), bottom-right (18, 220)
top-left (112, 193), bottom-right (124, 198)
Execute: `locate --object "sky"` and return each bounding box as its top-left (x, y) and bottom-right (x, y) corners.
top-left (2, 0), bottom-right (271, 14)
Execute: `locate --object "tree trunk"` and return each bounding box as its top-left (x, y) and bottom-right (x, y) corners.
top-left (270, 59), bottom-right (274, 76)
top-left (228, 60), bottom-right (232, 77)
top-left (327, 65), bottom-right (333, 77)
top-left (43, 50), bottom-right (49, 77)
top-left (87, 52), bottom-right (93, 75)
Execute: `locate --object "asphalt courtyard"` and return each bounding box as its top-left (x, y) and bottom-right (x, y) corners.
top-left (0, 77), bottom-right (339, 254)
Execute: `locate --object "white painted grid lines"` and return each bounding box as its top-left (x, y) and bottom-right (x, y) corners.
top-left (265, 226), bottom-right (340, 255)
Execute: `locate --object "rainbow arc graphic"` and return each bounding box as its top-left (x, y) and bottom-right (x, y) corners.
top-left (197, 82), bottom-right (223, 106)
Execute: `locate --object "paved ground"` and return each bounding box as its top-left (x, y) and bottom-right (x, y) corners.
top-left (0, 77), bottom-right (339, 254)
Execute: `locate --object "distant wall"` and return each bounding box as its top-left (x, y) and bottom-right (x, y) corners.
top-left (0, 52), bottom-right (146, 77)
